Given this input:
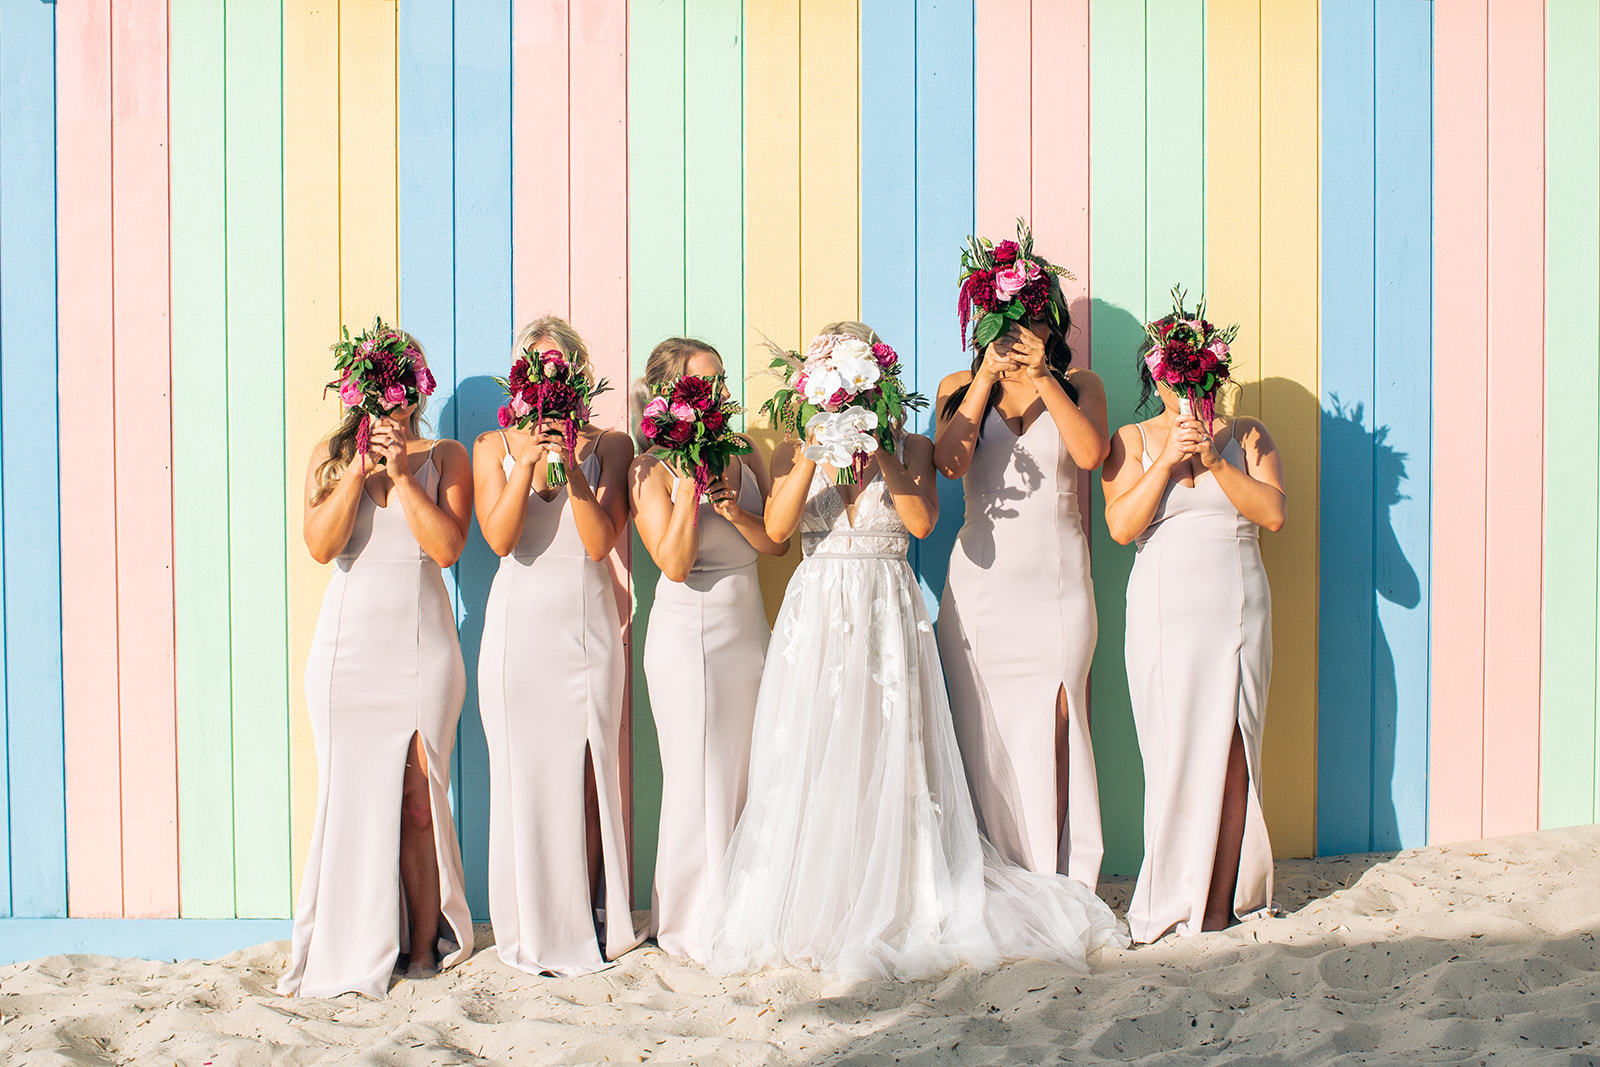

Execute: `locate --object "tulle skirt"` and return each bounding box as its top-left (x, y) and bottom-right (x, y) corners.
top-left (704, 553), bottom-right (1128, 980)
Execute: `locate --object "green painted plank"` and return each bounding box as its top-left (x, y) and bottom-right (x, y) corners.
top-left (225, 0), bottom-right (291, 918)
top-left (1088, 0), bottom-right (1149, 878)
top-left (683, 0), bottom-right (745, 391)
top-left (627, 0), bottom-right (687, 903)
top-left (1541, 0), bottom-right (1600, 829)
top-left (170, 0), bottom-right (236, 918)
top-left (1144, 0), bottom-right (1206, 303)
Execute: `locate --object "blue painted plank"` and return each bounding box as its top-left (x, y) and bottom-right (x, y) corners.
top-left (1316, 0), bottom-right (1379, 856)
top-left (451, 0), bottom-right (513, 922)
top-left (911, 0), bottom-right (976, 612)
top-left (0, 0), bottom-right (67, 919)
top-left (860, 0), bottom-right (918, 377)
top-left (1370, 0), bottom-right (1431, 850)
top-left (0, 919), bottom-right (293, 966)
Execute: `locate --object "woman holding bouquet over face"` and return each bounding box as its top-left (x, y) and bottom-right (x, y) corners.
top-left (933, 222), bottom-right (1110, 889)
top-left (281, 324), bottom-right (474, 999)
top-left (472, 315), bottom-right (641, 976)
top-left (628, 337), bottom-right (787, 963)
top-left (704, 321), bottom-right (1126, 980)
top-left (1101, 289), bottom-right (1286, 942)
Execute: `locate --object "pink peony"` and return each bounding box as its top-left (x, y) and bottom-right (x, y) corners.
top-left (382, 383), bottom-right (408, 409)
top-left (871, 342), bottom-right (898, 368)
top-left (339, 378), bottom-right (363, 407)
top-left (806, 333), bottom-right (845, 361)
top-left (510, 393), bottom-right (533, 419)
top-left (415, 366), bottom-right (437, 395)
top-left (497, 405), bottom-right (513, 429)
top-left (668, 401), bottom-right (698, 423)
top-left (642, 396), bottom-right (669, 420)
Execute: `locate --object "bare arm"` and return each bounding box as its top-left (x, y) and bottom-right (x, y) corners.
top-left (1198, 417), bottom-right (1287, 532)
top-left (473, 429), bottom-right (537, 557)
top-left (1102, 420), bottom-right (1193, 545)
top-left (389, 437), bottom-right (473, 567)
top-left (717, 445), bottom-right (788, 556)
top-left (303, 441), bottom-right (369, 564)
top-left (567, 430), bottom-right (636, 561)
top-left (630, 453), bottom-right (702, 583)
top-left (879, 433), bottom-right (940, 538)
top-left (1003, 326), bottom-right (1110, 470)
top-left (932, 346), bottom-right (1015, 478)
top-left (763, 438), bottom-right (816, 544)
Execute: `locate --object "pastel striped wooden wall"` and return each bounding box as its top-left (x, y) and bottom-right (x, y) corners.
top-left (2, 0), bottom-right (1597, 955)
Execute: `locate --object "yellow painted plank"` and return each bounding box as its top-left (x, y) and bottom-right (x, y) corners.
top-left (338, 0), bottom-right (399, 324)
top-left (797, 0), bottom-right (859, 337)
top-left (283, 0), bottom-right (343, 890)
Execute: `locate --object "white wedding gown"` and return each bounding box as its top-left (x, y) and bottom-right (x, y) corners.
top-left (705, 460), bottom-right (1129, 979)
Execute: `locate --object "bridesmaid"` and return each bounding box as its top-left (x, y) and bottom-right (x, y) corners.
top-left (933, 284), bottom-right (1111, 889)
top-left (1101, 330), bottom-right (1286, 942)
top-left (281, 338), bottom-right (474, 998)
top-left (629, 338), bottom-right (787, 962)
top-left (474, 315), bottom-right (642, 976)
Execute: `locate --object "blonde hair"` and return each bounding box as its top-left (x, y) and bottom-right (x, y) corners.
top-left (311, 332), bottom-right (429, 506)
top-left (816, 320), bottom-right (881, 347)
top-left (630, 337), bottom-right (722, 449)
top-left (513, 315), bottom-right (596, 384)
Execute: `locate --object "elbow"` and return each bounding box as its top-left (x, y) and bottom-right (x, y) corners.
top-left (308, 545), bottom-right (336, 566)
top-left (760, 535), bottom-right (792, 558)
top-left (1262, 511), bottom-right (1287, 534)
top-left (906, 509), bottom-right (938, 540)
top-left (660, 562), bottom-right (691, 584)
top-left (1106, 520), bottom-right (1137, 546)
top-left (432, 537), bottom-right (466, 569)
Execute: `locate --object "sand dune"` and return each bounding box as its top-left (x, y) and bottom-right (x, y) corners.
top-left (3, 825), bottom-right (1597, 1065)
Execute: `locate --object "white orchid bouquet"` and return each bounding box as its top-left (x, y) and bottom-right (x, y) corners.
top-left (760, 332), bottom-right (928, 484)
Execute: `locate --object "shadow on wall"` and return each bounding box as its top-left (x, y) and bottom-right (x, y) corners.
top-left (1319, 398), bottom-right (1419, 852)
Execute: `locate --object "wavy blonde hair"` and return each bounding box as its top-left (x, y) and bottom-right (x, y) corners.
top-left (630, 336), bottom-right (722, 449)
top-left (514, 315), bottom-right (596, 384)
top-left (310, 333), bottom-right (429, 506)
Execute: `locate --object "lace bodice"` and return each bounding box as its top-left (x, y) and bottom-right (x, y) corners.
top-left (799, 463), bottom-right (911, 560)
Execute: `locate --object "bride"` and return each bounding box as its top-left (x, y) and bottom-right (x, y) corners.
top-left (704, 323), bottom-right (1128, 980)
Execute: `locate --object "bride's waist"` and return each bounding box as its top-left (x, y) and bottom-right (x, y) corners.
top-left (800, 529), bottom-right (911, 560)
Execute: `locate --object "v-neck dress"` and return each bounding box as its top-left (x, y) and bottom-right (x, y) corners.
top-left (1124, 422), bottom-right (1274, 942)
top-left (280, 443), bottom-right (474, 999)
top-left (477, 442), bottom-right (643, 976)
top-left (937, 406), bottom-right (1104, 888)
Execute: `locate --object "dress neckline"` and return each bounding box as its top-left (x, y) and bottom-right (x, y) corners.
top-left (364, 448), bottom-right (438, 510)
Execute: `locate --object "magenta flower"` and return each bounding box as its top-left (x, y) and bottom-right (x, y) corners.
top-left (415, 366), bottom-right (437, 395)
top-left (339, 378), bottom-right (363, 407)
top-left (381, 383), bottom-right (407, 409)
top-left (497, 405), bottom-right (513, 429)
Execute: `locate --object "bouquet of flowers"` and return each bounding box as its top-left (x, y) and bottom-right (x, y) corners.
top-left (1141, 285), bottom-right (1239, 425)
top-left (326, 317), bottom-right (437, 464)
top-left (760, 332), bottom-right (928, 484)
top-left (495, 344), bottom-right (610, 487)
top-left (639, 374), bottom-right (752, 501)
top-left (957, 217), bottom-right (1075, 351)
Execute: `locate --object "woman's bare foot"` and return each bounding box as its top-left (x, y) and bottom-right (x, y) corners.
top-left (404, 952), bottom-right (438, 981)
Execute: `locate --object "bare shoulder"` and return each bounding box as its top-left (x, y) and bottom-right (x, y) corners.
top-left (937, 368), bottom-right (974, 396)
top-left (1066, 366), bottom-right (1106, 392)
top-left (901, 431), bottom-right (935, 458)
top-left (598, 429), bottom-right (637, 458)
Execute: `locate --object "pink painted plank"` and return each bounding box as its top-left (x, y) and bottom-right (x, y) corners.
top-left (1480, 0), bottom-right (1545, 838)
top-left (56, 0), bottom-right (124, 917)
top-left (973, 0), bottom-right (1031, 239)
top-left (110, 0), bottom-right (179, 917)
top-left (512, 0), bottom-right (571, 326)
top-left (1428, 1), bottom-right (1490, 844)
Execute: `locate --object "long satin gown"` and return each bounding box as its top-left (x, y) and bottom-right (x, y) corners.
top-left (642, 462), bottom-right (769, 962)
top-left (478, 443), bottom-right (643, 976)
top-left (280, 444), bottom-right (474, 999)
top-left (705, 457), bottom-right (1128, 979)
top-left (938, 407), bottom-right (1104, 887)
top-left (1125, 422), bottom-right (1274, 942)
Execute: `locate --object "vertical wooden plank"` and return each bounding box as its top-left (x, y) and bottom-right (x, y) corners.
top-left (910, 0), bottom-right (972, 607)
top-left (1256, 0), bottom-right (1321, 859)
top-left (225, 0), bottom-right (292, 918)
top-left (974, 0), bottom-right (1030, 237)
top-left (110, 0), bottom-right (180, 918)
top-left (1314, 0), bottom-right (1376, 856)
top-left (746, 0), bottom-right (801, 629)
top-left (1, 0), bottom-right (68, 918)
top-left (1144, 0), bottom-right (1205, 305)
top-left (1370, 0), bottom-right (1433, 849)
top-left (1541, 0), bottom-right (1600, 828)
top-left (1086, 0), bottom-right (1147, 877)
top-left (859, 0), bottom-right (915, 358)
top-left (799, 0), bottom-right (860, 338)
top-left (283, 0), bottom-right (343, 893)
top-left (452, 0), bottom-right (513, 920)
top-left (170, 0), bottom-right (235, 917)
top-left (340, 0), bottom-right (400, 323)
top-left (684, 0), bottom-right (744, 376)
top-left (57, 0), bottom-right (123, 919)
top-left (512, 0), bottom-right (570, 324)
top-left (626, 0), bottom-right (685, 903)
top-left (1429, 1), bottom-right (1489, 845)
top-left (1480, 0), bottom-right (1545, 839)
top-left (1029, 0), bottom-right (1091, 348)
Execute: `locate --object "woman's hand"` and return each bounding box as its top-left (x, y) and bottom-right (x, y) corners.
top-left (369, 417), bottom-right (413, 478)
top-left (1189, 417), bottom-right (1223, 470)
top-left (1154, 416), bottom-right (1203, 470)
top-left (975, 340), bottom-right (1020, 387)
top-left (997, 325), bottom-right (1049, 383)
top-left (706, 474), bottom-right (744, 523)
top-left (534, 418), bottom-right (574, 466)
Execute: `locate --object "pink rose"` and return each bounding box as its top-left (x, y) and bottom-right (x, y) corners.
top-left (1206, 340), bottom-right (1230, 360)
top-left (642, 396), bottom-right (670, 420)
top-left (382, 383), bottom-right (407, 409)
top-left (338, 378), bottom-right (363, 407)
top-left (669, 401), bottom-right (698, 423)
top-left (543, 357), bottom-right (566, 378)
top-left (641, 418), bottom-right (662, 441)
top-left (510, 393), bottom-right (533, 418)
top-left (415, 366), bottom-right (437, 395)
top-left (498, 405), bottom-right (513, 429)
top-left (994, 266), bottom-right (1029, 301)
top-left (806, 334), bottom-right (843, 361)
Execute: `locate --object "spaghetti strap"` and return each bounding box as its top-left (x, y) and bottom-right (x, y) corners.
top-left (1135, 422), bottom-right (1151, 462)
top-left (497, 429), bottom-right (511, 456)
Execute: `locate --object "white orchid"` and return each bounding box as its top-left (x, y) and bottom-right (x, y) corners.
top-left (803, 407), bottom-right (880, 471)
top-left (830, 339), bottom-right (882, 393)
top-left (801, 364), bottom-right (847, 407)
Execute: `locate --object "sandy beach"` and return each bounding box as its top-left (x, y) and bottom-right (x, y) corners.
top-left (3, 825), bottom-right (1596, 1065)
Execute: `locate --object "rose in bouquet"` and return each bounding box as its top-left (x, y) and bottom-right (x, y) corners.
top-left (326, 317), bottom-right (437, 464)
top-left (760, 331), bottom-right (928, 484)
top-left (1141, 285), bottom-right (1239, 425)
top-left (494, 344), bottom-right (610, 488)
top-left (638, 373), bottom-right (752, 501)
top-left (957, 217), bottom-right (1076, 351)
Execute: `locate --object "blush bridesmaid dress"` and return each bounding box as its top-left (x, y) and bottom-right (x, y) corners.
top-left (1124, 421), bottom-right (1274, 942)
top-left (937, 407), bottom-right (1104, 888)
top-left (641, 460), bottom-right (769, 963)
top-left (280, 442), bottom-right (474, 999)
top-left (477, 438), bottom-right (642, 976)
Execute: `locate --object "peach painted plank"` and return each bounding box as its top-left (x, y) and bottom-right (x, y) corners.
top-left (57, 0), bottom-right (124, 918)
top-left (1030, 0), bottom-right (1091, 343)
top-left (110, 0), bottom-right (179, 918)
top-left (1480, 0), bottom-right (1545, 838)
top-left (513, 0), bottom-right (571, 325)
top-left (1429, 1), bottom-right (1490, 844)
top-left (283, 0), bottom-right (343, 893)
top-left (974, 0), bottom-right (1031, 238)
